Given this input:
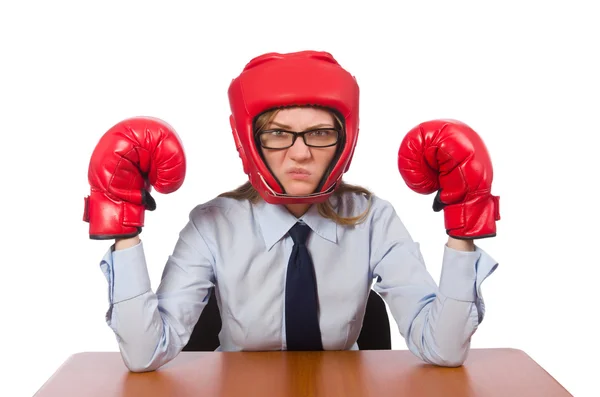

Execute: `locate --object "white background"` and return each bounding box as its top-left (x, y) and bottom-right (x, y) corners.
top-left (1, 1), bottom-right (598, 396)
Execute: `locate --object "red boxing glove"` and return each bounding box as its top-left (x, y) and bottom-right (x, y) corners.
top-left (397, 119), bottom-right (500, 239)
top-left (83, 116), bottom-right (186, 239)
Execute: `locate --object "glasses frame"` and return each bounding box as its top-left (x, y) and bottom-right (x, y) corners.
top-left (258, 128), bottom-right (341, 149)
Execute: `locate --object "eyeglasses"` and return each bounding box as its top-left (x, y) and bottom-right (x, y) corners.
top-left (258, 128), bottom-right (340, 149)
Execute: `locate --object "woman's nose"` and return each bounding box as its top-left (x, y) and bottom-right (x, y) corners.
top-left (287, 137), bottom-right (311, 159)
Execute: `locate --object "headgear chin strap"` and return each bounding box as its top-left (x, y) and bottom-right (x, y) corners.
top-left (228, 50), bottom-right (360, 205)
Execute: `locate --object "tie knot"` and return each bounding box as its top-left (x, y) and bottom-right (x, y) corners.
top-left (288, 222), bottom-right (310, 245)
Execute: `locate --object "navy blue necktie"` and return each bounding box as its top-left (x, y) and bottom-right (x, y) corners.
top-left (285, 222), bottom-right (323, 351)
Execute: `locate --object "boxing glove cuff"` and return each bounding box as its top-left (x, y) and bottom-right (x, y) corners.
top-left (83, 189), bottom-right (145, 240)
top-left (442, 190), bottom-right (500, 239)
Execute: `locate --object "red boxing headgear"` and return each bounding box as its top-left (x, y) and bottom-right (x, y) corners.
top-left (227, 50), bottom-right (360, 204)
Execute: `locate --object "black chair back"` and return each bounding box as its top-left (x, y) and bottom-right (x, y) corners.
top-left (182, 289), bottom-right (391, 351)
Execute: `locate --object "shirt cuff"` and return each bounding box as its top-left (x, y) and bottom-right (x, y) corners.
top-left (99, 241), bottom-right (152, 304)
top-left (439, 244), bottom-right (499, 302)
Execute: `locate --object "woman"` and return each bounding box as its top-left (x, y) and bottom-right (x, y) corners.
top-left (84, 50), bottom-right (499, 372)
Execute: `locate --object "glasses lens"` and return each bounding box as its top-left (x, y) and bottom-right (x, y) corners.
top-left (305, 129), bottom-right (339, 147)
top-left (260, 131), bottom-right (294, 148)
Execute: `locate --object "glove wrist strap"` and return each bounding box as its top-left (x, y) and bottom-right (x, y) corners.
top-left (443, 190), bottom-right (500, 239)
top-left (84, 190), bottom-right (145, 240)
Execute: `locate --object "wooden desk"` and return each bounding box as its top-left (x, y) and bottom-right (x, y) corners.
top-left (34, 348), bottom-right (571, 397)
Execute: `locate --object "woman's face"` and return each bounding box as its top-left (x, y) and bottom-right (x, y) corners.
top-left (260, 107), bottom-right (338, 196)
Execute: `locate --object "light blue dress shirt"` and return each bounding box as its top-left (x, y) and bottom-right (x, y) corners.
top-left (99, 192), bottom-right (498, 372)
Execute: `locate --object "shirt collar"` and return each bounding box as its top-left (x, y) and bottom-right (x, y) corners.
top-left (254, 199), bottom-right (338, 251)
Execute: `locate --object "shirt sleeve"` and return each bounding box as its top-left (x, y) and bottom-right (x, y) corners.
top-left (369, 198), bottom-right (498, 367)
top-left (99, 208), bottom-right (216, 372)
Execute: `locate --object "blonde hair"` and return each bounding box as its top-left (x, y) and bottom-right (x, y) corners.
top-left (220, 106), bottom-right (373, 226)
